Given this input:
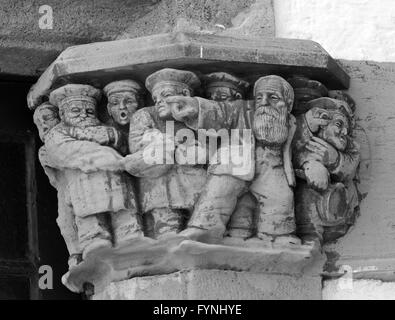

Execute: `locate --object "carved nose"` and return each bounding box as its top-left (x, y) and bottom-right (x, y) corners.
top-left (260, 96), bottom-right (269, 106)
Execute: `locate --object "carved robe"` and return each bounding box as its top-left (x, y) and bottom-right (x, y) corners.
top-left (128, 107), bottom-right (207, 214)
top-left (44, 124), bottom-right (137, 218)
top-left (184, 97), bottom-right (297, 236)
top-left (292, 114), bottom-right (360, 239)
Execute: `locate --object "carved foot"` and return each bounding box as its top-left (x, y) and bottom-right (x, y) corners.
top-left (225, 228), bottom-right (253, 239)
top-left (257, 233), bottom-right (302, 246)
top-left (111, 210), bottom-right (144, 245)
top-left (83, 238), bottom-right (112, 259)
top-left (179, 227), bottom-right (223, 244)
top-left (68, 254), bottom-right (83, 269)
top-left (273, 235), bottom-right (302, 246)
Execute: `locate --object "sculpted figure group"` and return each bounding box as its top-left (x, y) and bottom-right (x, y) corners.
top-left (33, 68), bottom-right (360, 269)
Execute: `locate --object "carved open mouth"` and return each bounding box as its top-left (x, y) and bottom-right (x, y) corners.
top-left (120, 111), bottom-right (128, 119)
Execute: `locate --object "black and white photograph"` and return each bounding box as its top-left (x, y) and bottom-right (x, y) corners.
top-left (0, 0), bottom-right (394, 304)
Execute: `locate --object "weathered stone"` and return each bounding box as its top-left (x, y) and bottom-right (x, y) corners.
top-left (0, 0), bottom-right (275, 78)
top-left (323, 278), bottom-right (395, 300)
top-left (27, 32), bottom-right (349, 109)
top-left (93, 269), bottom-right (322, 300)
top-left (323, 60), bottom-right (395, 280)
top-left (28, 33), bottom-right (355, 297)
top-left (62, 236), bottom-right (324, 293)
top-left (292, 97), bottom-right (360, 243)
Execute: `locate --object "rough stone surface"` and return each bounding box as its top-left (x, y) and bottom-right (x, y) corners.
top-left (323, 279), bottom-right (395, 300)
top-left (93, 269), bottom-right (322, 300)
top-left (323, 60), bottom-right (395, 282)
top-left (0, 0), bottom-right (274, 77)
top-left (274, 0), bottom-right (395, 62)
top-left (62, 237), bottom-right (323, 293)
top-left (27, 32), bottom-right (349, 109)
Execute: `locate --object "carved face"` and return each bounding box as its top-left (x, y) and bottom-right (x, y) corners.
top-left (318, 112), bottom-right (349, 151)
top-left (33, 106), bottom-right (60, 142)
top-left (206, 87), bottom-right (242, 102)
top-left (62, 100), bottom-right (100, 127)
top-left (152, 84), bottom-right (191, 120)
top-left (253, 81), bottom-right (289, 145)
top-left (107, 92), bottom-right (139, 126)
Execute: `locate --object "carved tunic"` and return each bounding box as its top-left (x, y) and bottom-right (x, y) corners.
top-left (128, 107), bottom-right (207, 213)
top-left (292, 114), bottom-right (360, 209)
top-left (45, 124), bottom-right (136, 217)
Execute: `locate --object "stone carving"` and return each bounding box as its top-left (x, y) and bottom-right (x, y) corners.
top-left (31, 72), bottom-right (360, 294)
top-left (42, 84), bottom-right (143, 259)
top-left (166, 75), bottom-right (299, 245)
top-left (202, 72), bottom-right (254, 239)
top-left (27, 32), bottom-right (364, 296)
top-left (124, 68), bottom-right (207, 239)
top-left (202, 72), bottom-right (249, 101)
top-left (34, 102), bottom-right (83, 268)
top-left (292, 97), bottom-right (360, 242)
top-left (287, 75), bottom-right (328, 116)
top-left (103, 80), bottom-right (144, 155)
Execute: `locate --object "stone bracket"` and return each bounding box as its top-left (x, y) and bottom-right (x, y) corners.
top-left (27, 32), bottom-right (350, 109)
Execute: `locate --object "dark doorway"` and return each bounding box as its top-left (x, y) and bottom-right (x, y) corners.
top-left (0, 80), bottom-right (80, 300)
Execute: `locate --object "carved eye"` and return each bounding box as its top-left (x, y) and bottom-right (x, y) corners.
top-left (270, 94), bottom-right (279, 100)
top-left (86, 109), bottom-right (95, 115)
top-left (71, 107), bottom-right (80, 113)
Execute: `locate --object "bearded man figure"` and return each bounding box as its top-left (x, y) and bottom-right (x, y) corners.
top-left (44, 84), bottom-right (143, 258)
top-left (166, 75), bottom-right (299, 245)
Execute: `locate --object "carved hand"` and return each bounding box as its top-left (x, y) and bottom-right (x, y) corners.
top-left (165, 96), bottom-right (199, 123)
top-left (89, 126), bottom-right (116, 146)
top-left (85, 148), bottom-right (124, 172)
top-left (305, 107), bottom-right (330, 133)
top-left (305, 136), bottom-right (339, 168)
top-left (303, 160), bottom-right (329, 191)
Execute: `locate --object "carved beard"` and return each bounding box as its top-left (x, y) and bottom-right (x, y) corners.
top-left (65, 116), bottom-right (100, 128)
top-left (253, 106), bottom-right (289, 146)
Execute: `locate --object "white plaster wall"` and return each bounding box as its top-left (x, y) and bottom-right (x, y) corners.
top-left (323, 279), bottom-right (395, 300)
top-left (274, 0), bottom-right (395, 62)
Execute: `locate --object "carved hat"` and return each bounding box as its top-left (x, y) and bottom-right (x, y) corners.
top-left (202, 72), bottom-right (249, 95)
top-left (49, 84), bottom-right (102, 108)
top-left (103, 80), bottom-right (143, 97)
top-left (328, 90), bottom-right (356, 114)
top-left (145, 68), bottom-right (201, 95)
top-left (306, 97), bottom-right (353, 131)
top-left (287, 75), bottom-right (328, 100)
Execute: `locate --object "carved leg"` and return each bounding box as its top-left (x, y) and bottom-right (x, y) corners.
top-left (111, 209), bottom-right (144, 245)
top-left (250, 166), bottom-right (298, 244)
top-left (183, 174), bottom-right (247, 242)
top-left (57, 192), bottom-right (82, 268)
top-left (57, 197), bottom-right (80, 255)
top-left (75, 213), bottom-right (112, 258)
top-left (226, 191), bottom-right (257, 239)
top-left (145, 208), bottom-right (183, 239)
top-left (294, 182), bottom-right (325, 242)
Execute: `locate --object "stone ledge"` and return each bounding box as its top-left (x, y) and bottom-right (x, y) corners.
top-left (27, 32), bottom-right (350, 109)
top-left (62, 236), bottom-right (324, 294)
top-left (92, 269), bottom-right (322, 300)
